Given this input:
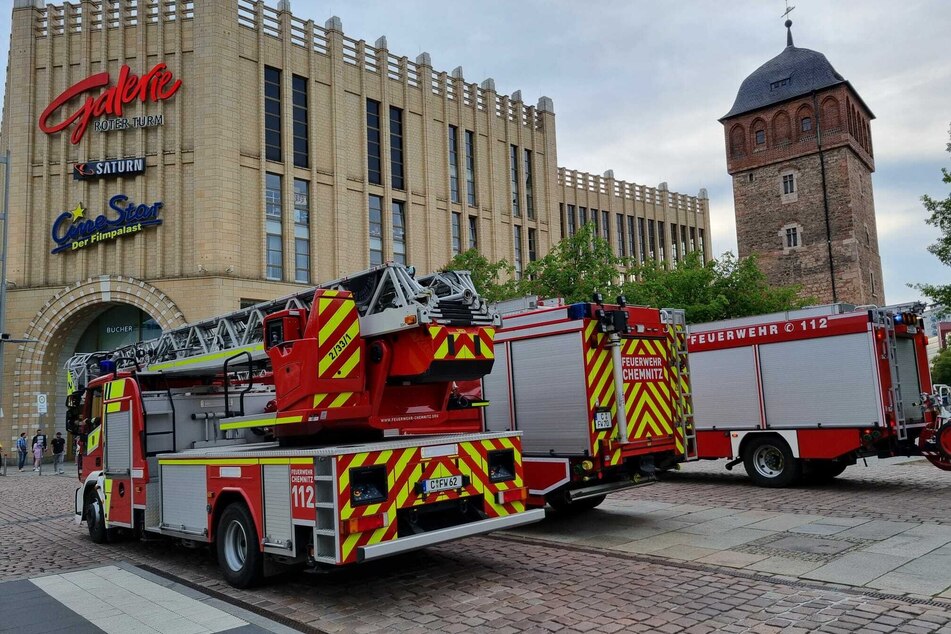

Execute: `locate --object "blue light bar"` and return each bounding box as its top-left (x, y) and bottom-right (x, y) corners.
top-left (567, 303), bottom-right (588, 320)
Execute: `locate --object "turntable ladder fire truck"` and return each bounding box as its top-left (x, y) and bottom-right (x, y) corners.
top-left (65, 264), bottom-right (544, 587)
top-left (451, 295), bottom-right (695, 511)
top-left (685, 303), bottom-right (950, 487)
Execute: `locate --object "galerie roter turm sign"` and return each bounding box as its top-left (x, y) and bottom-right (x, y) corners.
top-left (39, 63), bottom-right (182, 145)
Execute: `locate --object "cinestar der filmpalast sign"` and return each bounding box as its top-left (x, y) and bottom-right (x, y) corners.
top-left (50, 195), bottom-right (163, 254)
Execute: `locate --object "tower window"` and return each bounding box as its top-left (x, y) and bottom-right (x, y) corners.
top-left (785, 227), bottom-right (798, 248)
top-left (755, 130), bottom-right (766, 145)
top-left (801, 117), bottom-right (812, 132)
top-left (782, 174), bottom-right (795, 195)
top-left (870, 271), bottom-right (876, 296)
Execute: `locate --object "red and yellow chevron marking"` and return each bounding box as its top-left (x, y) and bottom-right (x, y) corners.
top-left (429, 326), bottom-right (495, 361)
top-left (666, 323), bottom-right (692, 454)
top-left (476, 437), bottom-right (526, 517)
top-left (623, 337), bottom-right (675, 443)
top-left (312, 392), bottom-right (359, 409)
top-left (316, 291), bottom-right (361, 380)
top-left (583, 320), bottom-right (617, 462)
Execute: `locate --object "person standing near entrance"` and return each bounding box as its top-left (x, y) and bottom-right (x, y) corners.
top-left (51, 432), bottom-right (66, 474)
top-left (32, 436), bottom-right (45, 471)
top-left (16, 433), bottom-right (28, 471)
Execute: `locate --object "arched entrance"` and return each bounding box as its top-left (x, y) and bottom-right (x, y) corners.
top-left (13, 276), bottom-right (187, 442)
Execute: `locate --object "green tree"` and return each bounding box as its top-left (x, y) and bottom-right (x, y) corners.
top-left (443, 248), bottom-right (518, 304)
top-left (932, 346), bottom-right (951, 386)
top-left (913, 123), bottom-right (951, 307)
top-left (518, 223), bottom-right (626, 303)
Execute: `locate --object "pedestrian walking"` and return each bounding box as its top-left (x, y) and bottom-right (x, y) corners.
top-left (16, 432), bottom-right (28, 471)
top-left (31, 429), bottom-right (47, 453)
top-left (32, 437), bottom-right (45, 471)
top-left (51, 432), bottom-right (66, 474)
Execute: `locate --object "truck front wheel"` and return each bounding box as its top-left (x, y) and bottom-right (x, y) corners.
top-left (86, 498), bottom-right (108, 544)
top-left (743, 436), bottom-right (801, 488)
top-left (216, 502), bottom-right (264, 588)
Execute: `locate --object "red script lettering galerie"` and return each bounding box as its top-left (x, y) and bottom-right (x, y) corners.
top-left (39, 63), bottom-right (181, 145)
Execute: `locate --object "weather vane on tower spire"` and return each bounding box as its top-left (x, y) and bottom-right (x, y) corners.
top-left (782, 0), bottom-right (796, 47)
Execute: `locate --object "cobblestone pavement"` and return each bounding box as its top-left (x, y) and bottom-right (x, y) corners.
top-left (624, 457), bottom-right (951, 526)
top-left (2, 467), bottom-right (950, 633)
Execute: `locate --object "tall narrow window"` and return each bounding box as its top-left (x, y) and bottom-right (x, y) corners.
top-left (870, 271), bottom-right (875, 295)
top-left (690, 227), bottom-right (697, 252)
top-left (801, 117), bottom-right (812, 132)
top-left (293, 179), bottom-right (310, 283)
top-left (592, 210), bottom-right (599, 236)
top-left (468, 216), bottom-right (478, 250)
top-left (559, 203), bottom-right (565, 238)
top-left (369, 195), bottom-right (384, 265)
top-left (580, 207), bottom-right (588, 225)
top-left (392, 201), bottom-right (406, 264)
top-left (698, 228), bottom-right (704, 257)
top-left (448, 125), bottom-right (460, 204)
top-left (510, 145), bottom-right (520, 217)
top-left (681, 224), bottom-right (689, 259)
top-left (366, 99), bottom-right (382, 185)
top-left (616, 214), bottom-right (625, 256)
top-left (264, 66), bottom-right (282, 162)
top-left (265, 173), bottom-right (283, 279)
top-left (782, 173), bottom-right (795, 195)
top-left (567, 205), bottom-right (576, 236)
top-left (785, 227), bottom-right (799, 248)
top-left (292, 75), bottom-right (309, 168)
top-left (528, 228), bottom-right (538, 262)
top-left (626, 216), bottom-right (636, 259)
top-left (658, 221), bottom-right (666, 261)
top-left (648, 219), bottom-right (656, 260)
top-left (513, 225), bottom-right (523, 278)
top-left (638, 218), bottom-right (646, 263)
top-left (671, 224), bottom-right (679, 261)
top-left (451, 212), bottom-right (461, 255)
top-left (601, 211), bottom-right (610, 241)
top-left (390, 106), bottom-right (405, 190)
top-left (465, 130), bottom-right (477, 207)
top-left (524, 149), bottom-right (534, 219)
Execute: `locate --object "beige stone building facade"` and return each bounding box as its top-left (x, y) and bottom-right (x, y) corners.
top-left (0, 0), bottom-right (710, 447)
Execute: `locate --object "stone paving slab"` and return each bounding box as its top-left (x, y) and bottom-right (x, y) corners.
top-left (803, 552), bottom-right (914, 586)
top-left (837, 519), bottom-right (918, 540)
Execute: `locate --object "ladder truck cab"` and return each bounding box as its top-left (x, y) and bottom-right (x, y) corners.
top-left (65, 264), bottom-right (544, 588)
top-left (460, 294), bottom-right (694, 512)
top-left (685, 303), bottom-right (948, 487)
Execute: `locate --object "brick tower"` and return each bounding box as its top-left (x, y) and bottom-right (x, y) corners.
top-left (721, 20), bottom-right (884, 305)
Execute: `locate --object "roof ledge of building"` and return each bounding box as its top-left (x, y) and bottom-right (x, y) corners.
top-left (14, 0), bottom-right (44, 9)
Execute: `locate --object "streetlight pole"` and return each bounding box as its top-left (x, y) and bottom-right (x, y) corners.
top-left (0, 151), bottom-right (10, 417)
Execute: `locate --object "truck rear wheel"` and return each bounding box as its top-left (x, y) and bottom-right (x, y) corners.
top-left (216, 503), bottom-right (263, 588)
top-left (806, 460), bottom-right (848, 483)
top-left (743, 436), bottom-right (801, 488)
top-left (548, 493), bottom-right (607, 514)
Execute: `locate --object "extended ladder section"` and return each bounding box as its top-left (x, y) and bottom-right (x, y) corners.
top-left (66, 264), bottom-right (500, 384)
top-left (663, 308), bottom-right (697, 460)
top-left (875, 309), bottom-right (908, 441)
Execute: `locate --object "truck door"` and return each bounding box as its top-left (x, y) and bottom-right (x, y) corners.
top-left (102, 378), bottom-right (135, 528)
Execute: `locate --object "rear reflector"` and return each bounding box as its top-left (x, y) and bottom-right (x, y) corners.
top-left (342, 513), bottom-right (389, 535)
top-left (496, 488), bottom-right (527, 505)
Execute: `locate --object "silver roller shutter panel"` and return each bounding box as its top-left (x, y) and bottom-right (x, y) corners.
top-left (895, 338), bottom-right (923, 423)
top-left (690, 347), bottom-right (761, 430)
top-left (160, 465), bottom-right (208, 534)
top-left (483, 344), bottom-right (512, 433)
top-left (104, 409), bottom-right (132, 475)
top-left (510, 333), bottom-right (590, 455)
top-left (263, 464), bottom-right (294, 552)
top-left (758, 333), bottom-right (882, 428)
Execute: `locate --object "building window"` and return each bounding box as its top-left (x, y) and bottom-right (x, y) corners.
top-left (451, 212), bottom-right (461, 255)
top-left (580, 207), bottom-right (588, 226)
top-left (264, 66), bottom-right (282, 163)
top-left (592, 209), bottom-right (599, 236)
top-left (698, 228), bottom-right (704, 257)
top-left (528, 228), bottom-right (537, 262)
top-left (681, 224), bottom-right (689, 259)
top-left (448, 125), bottom-right (460, 204)
top-left (392, 201), bottom-right (407, 265)
top-left (671, 224), bottom-right (679, 261)
top-left (627, 216), bottom-right (636, 260)
top-left (658, 221), bottom-right (666, 261)
top-left (468, 216), bottom-right (478, 250)
top-left (513, 225), bottom-right (523, 278)
top-left (367, 99), bottom-right (382, 185)
top-left (782, 173), bottom-right (795, 195)
top-left (801, 117), bottom-right (812, 132)
top-left (567, 205), bottom-right (576, 236)
top-left (755, 129), bottom-right (766, 145)
top-left (265, 172), bottom-right (283, 280)
top-left (524, 149), bottom-right (534, 219)
top-left (690, 227), bottom-right (697, 252)
top-left (616, 214), bottom-right (626, 256)
top-left (510, 145), bottom-right (520, 217)
top-left (369, 194), bottom-right (383, 265)
top-left (638, 218), bottom-right (647, 263)
top-left (870, 271), bottom-right (876, 296)
top-left (293, 179), bottom-right (310, 283)
top-left (785, 227), bottom-right (799, 248)
top-left (292, 75), bottom-right (309, 169)
top-left (390, 106), bottom-right (405, 191)
top-left (648, 219), bottom-right (656, 260)
top-left (465, 130), bottom-right (477, 207)
top-left (601, 211), bottom-right (610, 241)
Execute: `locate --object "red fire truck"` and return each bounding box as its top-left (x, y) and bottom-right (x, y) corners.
top-left (685, 304), bottom-right (950, 486)
top-left (65, 264), bottom-right (544, 587)
top-left (450, 295), bottom-right (694, 511)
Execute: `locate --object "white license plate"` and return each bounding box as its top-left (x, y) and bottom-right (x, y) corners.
top-left (420, 475), bottom-right (463, 494)
top-left (594, 411), bottom-right (613, 430)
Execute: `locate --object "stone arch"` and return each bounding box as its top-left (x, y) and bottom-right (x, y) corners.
top-left (729, 124), bottom-right (746, 157)
top-left (751, 117), bottom-right (767, 148)
top-left (796, 104), bottom-right (814, 139)
top-left (11, 276), bottom-right (186, 435)
top-left (772, 110), bottom-right (792, 144)
top-left (820, 96), bottom-right (841, 130)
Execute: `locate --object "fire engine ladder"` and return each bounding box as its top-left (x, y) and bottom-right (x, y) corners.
top-left (663, 308), bottom-right (697, 460)
top-left (877, 310), bottom-right (908, 441)
top-left (66, 264), bottom-right (500, 382)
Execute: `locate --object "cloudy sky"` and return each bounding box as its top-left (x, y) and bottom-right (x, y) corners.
top-left (1, 0), bottom-right (948, 304)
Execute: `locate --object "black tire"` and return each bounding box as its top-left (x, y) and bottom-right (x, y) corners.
top-left (548, 493), bottom-right (607, 514)
top-left (743, 436), bottom-right (801, 488)
top-left (805, 460), bottom-right (848, 484)
top-left (215, 503), bottom-right (263, 588)
top-left (86, 498), bottom-right (108, 544)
